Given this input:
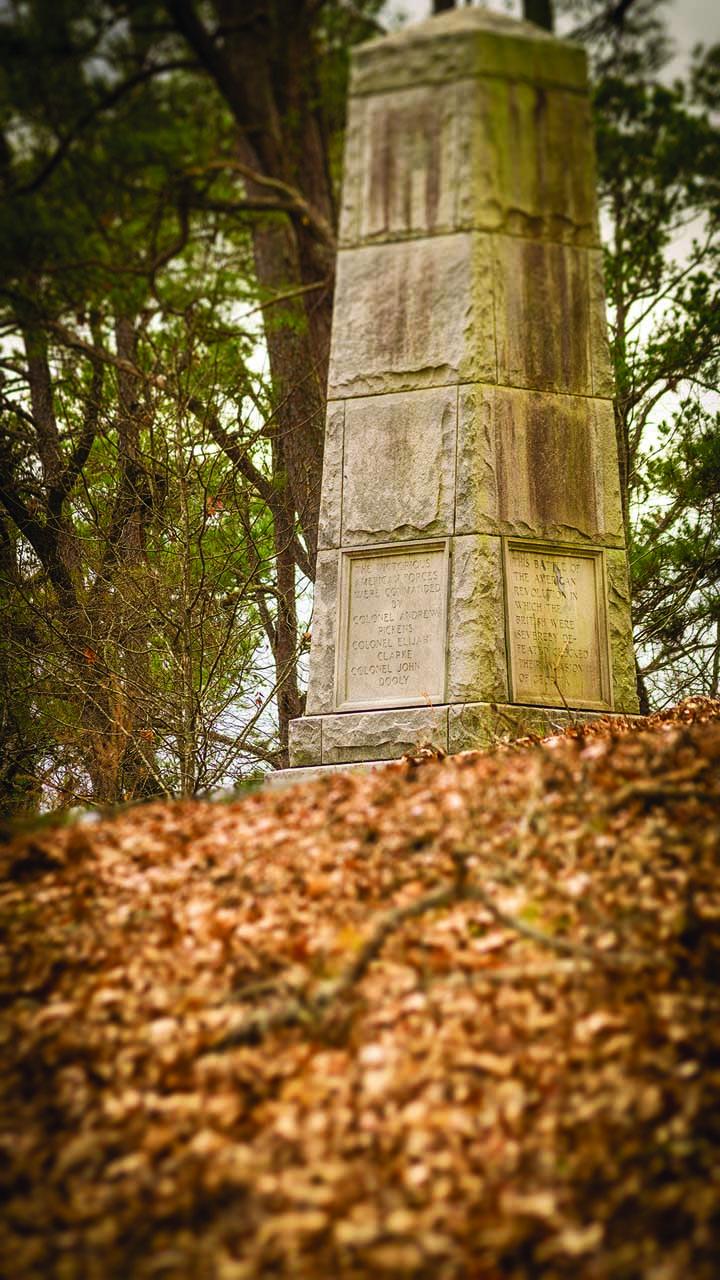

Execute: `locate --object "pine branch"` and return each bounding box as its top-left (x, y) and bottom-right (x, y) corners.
top-left (15, 61), bottom-right (196, 196)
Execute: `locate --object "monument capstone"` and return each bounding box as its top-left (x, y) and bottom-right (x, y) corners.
top-left (282, 5), bottom-right (639, 780)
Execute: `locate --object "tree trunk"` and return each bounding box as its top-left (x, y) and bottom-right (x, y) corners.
top-left (163, 0), bottom-right (337, 575)
top-left (523, 0), bottom-right (554, 32)
top-left (159, 0), bottom-right (340, 756)
top-left (242, 185), bottom-right (327, 570)
top-left (99, 315), bottom-right (160, 799)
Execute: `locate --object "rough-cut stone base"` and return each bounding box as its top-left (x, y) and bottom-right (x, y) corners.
top-left (288, 702), bottom-right (634, 768)
top-left (289, 705), bottom-right (448, 767)
top-left (265, 760), bottom-right (395, 791)
top-left (447, 703), bottom-right (618, 752)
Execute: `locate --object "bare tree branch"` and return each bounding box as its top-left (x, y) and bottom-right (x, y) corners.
top-left (210, 874), bottom-right (649, 1052)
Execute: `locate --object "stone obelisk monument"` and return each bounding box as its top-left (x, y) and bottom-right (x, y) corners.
top-left (285, 6), bottom-right (638, 778)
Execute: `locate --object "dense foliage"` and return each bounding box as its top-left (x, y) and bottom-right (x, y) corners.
top-left (0, 28), bottom-right (282, 799)
top-left (0, 0), bottom-right (375, 807)
top-left (570, 0), bottom-right (720, 705)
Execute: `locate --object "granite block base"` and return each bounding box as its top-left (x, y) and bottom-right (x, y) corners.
top-left (285, 701), bottom-right (634, 771)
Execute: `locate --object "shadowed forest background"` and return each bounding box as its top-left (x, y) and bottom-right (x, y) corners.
top-left (1, 0), bottom-right (719, 811)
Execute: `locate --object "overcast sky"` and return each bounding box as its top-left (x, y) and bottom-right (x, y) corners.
top-left (383, 1), bottom-right (720, 74)
top-left (666, 0), bottom-right (720, 57)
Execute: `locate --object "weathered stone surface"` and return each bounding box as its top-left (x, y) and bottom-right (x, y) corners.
top-left (458, 79), bottom-right (597, 245)
top-left (448, 702), bottom-right (606, 753)
top-left (351, 8), bottom-right (587, 97)
top-left (588, 399), bottom-right (625, 540)
top-left (317, 402), bottom-right (345, 551)
top-left (341, 73), bottom-right (597, 251)
top-left (454, 78), bottom-right (503, 235)
top-left (455, 385), bottom-right (624, 545)
top-left (494, 236), bottom-right (591, 395)
top-left (294, 7), bottom-right (639, 767)
top-left (305, 552), bottom-right (339, 716)
top-left (327, 233), bottom-right (495, 399)
top-left (505, 542), bottom-right (611, 710)
top-left (337, 541), bottom-right (449, 710)
top-left (454, 385), bottom-right (496, 535)
top-left (322, 706), bottom-right (448, 764)
top-left (607, 549), bottom-right (640, 712)
top-left (337, 90), bottom-right (366, 249)
top-left (358, 83), bottom-right (460, 242)
top-left (266, 759), bottom-right (394, 790)
top-left (589, 249), bottom-right (615, 398)
top-left (447, 536), bottom-right (508, 703)
top-left (288, 717), bottom-right (322, 768)
top-left (491, 82), bottom-right (597, 243)
top-left (342, 389), bottom-right (456, 544)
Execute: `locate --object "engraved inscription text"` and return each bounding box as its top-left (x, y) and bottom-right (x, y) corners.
top-left (506, 544), bottom-right (610, 708)
top-left (339, 545), bottom-right (447, 708)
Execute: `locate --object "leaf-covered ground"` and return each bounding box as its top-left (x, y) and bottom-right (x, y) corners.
top-left (2, 699), bottom-right (720, 1280)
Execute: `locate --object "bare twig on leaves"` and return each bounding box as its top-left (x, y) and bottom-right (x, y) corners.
top-left (209, 872), bottom-right (651, 1053)
top-left (605, 762), bottom-right (708, 812)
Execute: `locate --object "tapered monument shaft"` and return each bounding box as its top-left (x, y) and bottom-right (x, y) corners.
top-left (286, 7), bottom-right (638, 776)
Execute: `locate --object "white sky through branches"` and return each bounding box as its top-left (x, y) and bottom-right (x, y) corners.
top-left (384, 0), bottom-right (720, 66)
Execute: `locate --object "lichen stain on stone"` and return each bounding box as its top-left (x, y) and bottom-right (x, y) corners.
top-left (531, 86), bottom-right (548, 206)
top-left (526, 400), bottom-right (597, 533)
top-left (519, 239), bottom-right (552, 385)
top-left (553, 246), bottom-right (573, 388)
top-left (367, 97), bottom-right (445, 236)
top-left (367, 107), bottom-right (393, 235)
top-left (515, 241), bottom-right (589, 391)
top-left (506, 85), bottom-right (524, 211)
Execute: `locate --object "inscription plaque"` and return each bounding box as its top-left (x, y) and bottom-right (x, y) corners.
top-left (505, 542), bottom-right (611, 709)
top-left (336, 541), bottom-right (449, 710)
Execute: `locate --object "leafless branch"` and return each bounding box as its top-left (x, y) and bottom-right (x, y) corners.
top-left (210, 874), bottom-right (649, 1052)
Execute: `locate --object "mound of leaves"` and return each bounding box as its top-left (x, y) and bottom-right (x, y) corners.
top-left (2, 697), bottom-right (720, 1280)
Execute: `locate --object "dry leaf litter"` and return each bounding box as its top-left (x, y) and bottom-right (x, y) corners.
top-left (1, 697), bottom-right (720, 1279)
